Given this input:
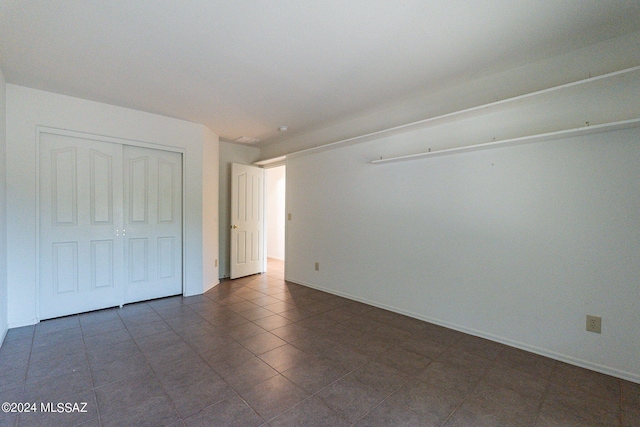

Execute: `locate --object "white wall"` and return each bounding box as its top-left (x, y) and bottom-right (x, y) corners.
top-left (218, 141), bottom-right (260, 278)
top-left (5, 85), bottom-right (219, 327)
top-left (260, 30), bottom-right (640, 161)
top-left (0, 68), bottom-right (7, 343)
top-left (202, 127), bottom-right (220, 292)
top-left (266, 166), bottom-right (286, 260)
top-left (285, 125), bottom-right (640, 382)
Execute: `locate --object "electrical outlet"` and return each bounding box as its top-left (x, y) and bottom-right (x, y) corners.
top-left (586, 315), bottom-right (601, 334)
top-left (314, 262), bottom-right (319, 271)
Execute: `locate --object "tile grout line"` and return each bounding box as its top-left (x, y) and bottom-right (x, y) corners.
top-left (15, 325), bottom-right (36, 427)
top-left (207, 285), bottom-right (283, 426)
top-left (146, 299), bottom-right (249, 424)
top-left (238, 274), bottom-right (369, 425)
top-left (79, 314), bottom-right (104, 427)
top-left (437, 345), bottom-right (504, 427)
top-left (348, 356), bottom-right (436, 426)
top-left (115, 302), bottom-right (188, 425)
top-left (618, 377), bottom-right (623, 427)
top-left (532, 359), bottom-right (558, 427)
top-left (146, 302), bottom-right (202, 424)
top-left (147, 291), bottom-right (279, 425)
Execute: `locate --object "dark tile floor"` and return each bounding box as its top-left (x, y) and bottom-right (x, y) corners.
top-left (0, 258), bottom-right (638, 426)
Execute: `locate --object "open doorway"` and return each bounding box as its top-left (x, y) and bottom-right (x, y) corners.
top-left (265, 165), bottom-right (285, 275)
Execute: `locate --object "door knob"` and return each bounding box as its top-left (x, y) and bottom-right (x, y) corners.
top-left (231, 225), bottom-right (238, 229)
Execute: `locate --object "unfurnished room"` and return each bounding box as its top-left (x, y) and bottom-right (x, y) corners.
top-left (0, 1), bottom-right (639, 426)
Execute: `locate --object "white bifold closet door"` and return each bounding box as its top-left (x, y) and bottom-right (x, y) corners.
top-left (39, 133), bottom-right (182, 320)
top-left (123, 145), bottom-right (182, 304)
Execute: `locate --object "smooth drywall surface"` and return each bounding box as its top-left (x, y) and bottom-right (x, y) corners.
top-left (202, 126), bottom-right (220, 292)
top-left (266, 166), bottom-right (286, 260)
top-left (0, 68), bottom-right (7, 343)
top-left (285, 126), bottom-right (640, 382)
top-left (5, 84), bottom-right (217, 326)
top-left (218, 141), bottom-right (260, 278)
top-left (260, 30), bottom-right (640, 160)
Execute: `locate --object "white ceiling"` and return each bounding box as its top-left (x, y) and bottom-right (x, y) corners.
top-left (2, 1), bottom-right (640, 150)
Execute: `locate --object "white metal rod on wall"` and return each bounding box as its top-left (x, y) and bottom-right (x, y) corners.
top-left (370, 118), bottom-right (640, 164)
top-left (253, 65), bottom-right (640, 165)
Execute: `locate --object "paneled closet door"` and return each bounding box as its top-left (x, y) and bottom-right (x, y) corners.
top-left (123, 145), bottom-right (183, 303)
top-left (39, 133), bottom-right (124, 320)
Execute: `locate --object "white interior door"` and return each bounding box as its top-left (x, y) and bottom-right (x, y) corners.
top-left (123, 145), bottom-right (183, 303)
top-left (39, 133), bottom-right (124, 320)
top-left (230, 163), bottom-right (264, 279)
top-left (40, 133), bottom-right (183, 319)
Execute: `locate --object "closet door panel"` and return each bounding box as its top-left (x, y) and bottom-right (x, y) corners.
top-left (39, 133), bottom-right (124, 320)
top-left (123, 145), bottom-right (182, 303)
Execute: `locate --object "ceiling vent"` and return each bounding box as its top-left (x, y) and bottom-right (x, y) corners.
top-left (234, 136), bottom-right (260, 144)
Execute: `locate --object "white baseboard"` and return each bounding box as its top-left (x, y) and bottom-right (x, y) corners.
top-left (202, 279), bottom-right (219, 294)
top-left (8, 318), bottom-right (39, 329)
top-left (286, 277), bottom-right (640, 385)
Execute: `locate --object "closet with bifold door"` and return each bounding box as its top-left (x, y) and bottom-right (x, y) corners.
top-left (38, 130), bottom-right (183, 320)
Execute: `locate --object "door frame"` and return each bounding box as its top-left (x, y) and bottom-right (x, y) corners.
top-left (35, 126), bottom-right (186, 321)
top-left (261, 161), bottom-right (287, 276)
